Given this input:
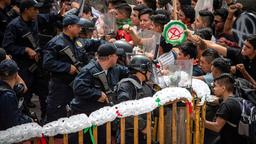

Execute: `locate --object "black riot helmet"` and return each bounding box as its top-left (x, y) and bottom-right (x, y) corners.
top-left (114, 40), bottom-right (133, 53)
top-left (129, 55), bottom-right (153, 74)
top-left (80, 18), bottom-right (96, 34)
top-left (114, 40), bottom-right (133, 66)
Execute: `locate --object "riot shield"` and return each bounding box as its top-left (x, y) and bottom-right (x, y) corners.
top-left (96, 13), bottom-right (118, 39)
top-left (140, 30), bottom-right (161, 57)
top-left (155, 60), bottom-right (193, 88)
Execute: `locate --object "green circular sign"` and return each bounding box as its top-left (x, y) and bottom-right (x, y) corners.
top-left (162, 20), bottom-right (187, 46)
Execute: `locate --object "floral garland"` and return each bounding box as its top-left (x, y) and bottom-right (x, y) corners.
top-left (0, 79), bottom-right (211, 143)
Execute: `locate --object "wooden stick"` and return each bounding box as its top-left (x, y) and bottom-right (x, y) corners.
top-left (33, 138), bottom-right (37, 144)
top-left (120, 118), bottom-right (125, 144)
top-left (194, 105), bottom-right (200, 144)
top-left (49, 136), bottom-right (54, 144)
top-left (172, 102), bottom-right (177, 144)
top-left (79, 130), bottom-right (83, 144)
top-left (186, 102), bottom-right (191, 144)
top-left (159, 106), bottom-right (164, 144)
top-left (134, 115), bottom-right (139, 144)
top-left (200, 103), bottom-right (206, 144)
top-left (106, 122), bottom-right (111, 144)
top-left (63, 134), bottom-right (68, 144)
top-left (153, 117), bottom-right (158, 142)
top-left (147, 112), bottom-right (152, 144)
top-left (173, 0), bottom-right (178, 20)
top-left (93, 126), bottom-right (98, 144)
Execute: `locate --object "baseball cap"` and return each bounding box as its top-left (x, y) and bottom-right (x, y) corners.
top-left (97, 43), bottom-right (117, 57)
top-left (0, 60), bottom-right (19, 77)
top-left (63, 15), bottom-right (84, 27)
top-left (19, 0), bottom-right (43, 11)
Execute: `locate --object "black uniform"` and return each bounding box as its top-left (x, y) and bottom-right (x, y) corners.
top-left (116, 75), bottom-right (153, 144)
top-left (0, 80), bottom-right (32, 130)
top-left (43, 33), bottom-right (92, 122)
top-left (0, 5), bottom-right (18, 47)
top-left (71, 60), bottom-right (129, 114)
top-left (69, 59), bottom-right (129, 144)
top-left (2, 14), bottom-right (62, 119)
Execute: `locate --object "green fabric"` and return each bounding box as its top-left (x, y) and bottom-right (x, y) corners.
top-left (116, 18), bottom-right (132, 29)
top-left (155, 97), bottom-right (161, 107)
top-left (83, 125), bottom-right (96, 144)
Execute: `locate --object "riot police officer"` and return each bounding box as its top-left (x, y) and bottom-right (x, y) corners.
top-left (43, 14), bottom-right (86, 123)
top-left (0, 0), bottom-right (19, 47)
top-left (116, 55), bottom-right (154, 144)
top-left (75, 18), bottom-right (106, 64)
top-left (79, 18), bottom-right (96, 39)
top-left (70, 43), bottom-right (129, 144)
top-left (2, 0), bottom-right (63, 119)
top-left (0, 59), bottom-right (32, 130)
top-left (114, 40), bottom-right (133, 66)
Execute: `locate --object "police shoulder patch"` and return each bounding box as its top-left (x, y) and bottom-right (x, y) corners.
top-left (76, 40), bottom-right (83, 48)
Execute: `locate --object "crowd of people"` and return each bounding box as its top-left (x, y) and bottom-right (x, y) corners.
top-left (0, 0), bottom-right (255, 144)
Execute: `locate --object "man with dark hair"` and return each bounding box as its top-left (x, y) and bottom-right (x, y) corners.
top-left (150, 14), bottom-right (170, 33)
top-left (131, 4), bottom-right (147, 27)
top-left (178, 5), bottom-right (195, 28)
top-left (211, 57), bottom-right (231, 79)
top-left (139, 7), bottom-right (154, 30)
top-left (107, 0), bottom-right (127, 11)
top-left (115, 3), bottom-right (132, 19)
top-left (191, 34), bottom-right (256, 84)
top-left (43, 14), bottom-right (85, 123)
top-left (196, 48), bottom-right (220, 85)
top-left (195, 27), bottom-right (213, 41)
top-left (205, 73), bottom-right (246, 144)
top-left (177, 42), bottom-right (204, 76)
top-left (81, 4), bottom-right (93, 20)
top-left (0, 59), bottom-right (32, 130)
top-left (70, 43), bottom-right (129, 144)
top-left (193, 9), bottom-right (214, 31)
top-left (213, 8), bottom-right (228, 39)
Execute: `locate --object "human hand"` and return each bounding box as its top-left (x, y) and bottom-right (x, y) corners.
top-left (236, 64), bottom-right (246, 73)
top-left (230, 66), bottom-right (237, 74)
top-left (69, 65), bottom-right (78, 75)
top-left (97, 92), bottom-right (109, 103)
top-left (25, 48), bottom-right (37, 60)
top-left (228, 3), bottom-right (243, 14)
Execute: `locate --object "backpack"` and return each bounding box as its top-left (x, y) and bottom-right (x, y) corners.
top-left (232, 78), bottom-right (256, 139)
top-left (235, 97), bottom-right (256, 138)
top-left (234, 78), bottom-right (256, 105)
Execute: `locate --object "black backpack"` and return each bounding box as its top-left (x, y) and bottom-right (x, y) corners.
top-left (235, 97), bottom-right (256, 138)
top-left (232, 78), bottom-right (256, 139)
top-left (234, 78), bottom-right (256, 105)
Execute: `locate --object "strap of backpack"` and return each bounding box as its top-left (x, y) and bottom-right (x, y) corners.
top-left (116, 78), bottom-right (143, 99)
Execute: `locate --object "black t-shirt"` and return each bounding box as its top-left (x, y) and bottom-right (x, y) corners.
top-left (216, 96), bottom-right (245, 144)
top-left (227, 47), bottom-right (256, 80)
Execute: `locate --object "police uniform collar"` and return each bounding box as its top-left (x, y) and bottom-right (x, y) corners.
top-left (19, 15), bottom-right (33, 24)
top-left (61, 33), bottom-right (76, 42)
top-left (94, 60), bottom-right (104, 71)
